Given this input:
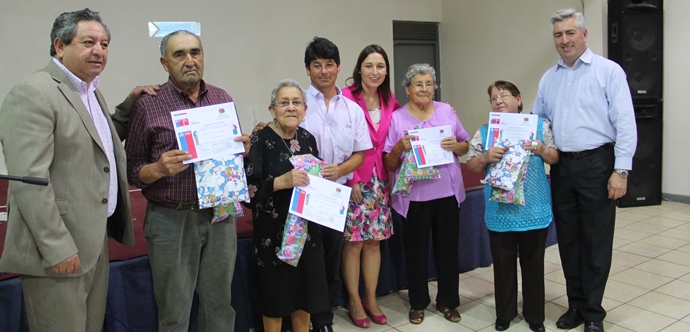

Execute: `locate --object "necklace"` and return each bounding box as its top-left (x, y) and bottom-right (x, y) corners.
top-left (272, 122), bottom-right (296, 155)
top-left (280, 136), bottom-right (295, 156)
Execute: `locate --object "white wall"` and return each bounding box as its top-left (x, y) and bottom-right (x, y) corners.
top-left (0, 0), bottom-right (441, 174)
top-left (438, 0), bottom-right (609, 150)
top-left (1, 0), bottom-right (688, 199)
top-left (0, 0), bottom-right (440, 130)
top-left (439, 0), bottom-right (689, 200)
top-left (660, 0), bottom-right (690, 199)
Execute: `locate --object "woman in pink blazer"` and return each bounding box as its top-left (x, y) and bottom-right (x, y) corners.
top-left (341, 44), bottom-right (400, 328)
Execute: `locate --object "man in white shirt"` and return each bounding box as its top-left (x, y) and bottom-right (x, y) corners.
top-left (300, 36), bottom-right (372, 332)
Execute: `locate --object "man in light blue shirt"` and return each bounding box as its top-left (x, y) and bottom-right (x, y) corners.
top-left (299, 36), bottom-right (372, 332)
top-left (532, 8), bottom-right (636, 332)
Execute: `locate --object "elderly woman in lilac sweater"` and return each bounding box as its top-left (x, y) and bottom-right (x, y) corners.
top-left (383, 63), bottom-right (469, 325)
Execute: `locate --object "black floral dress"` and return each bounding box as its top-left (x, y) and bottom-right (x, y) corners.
top-left (244, 125), bottom-right (329, 317)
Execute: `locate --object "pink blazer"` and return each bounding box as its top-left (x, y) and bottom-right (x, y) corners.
top-left (342, 85), bottom-right (400, 185)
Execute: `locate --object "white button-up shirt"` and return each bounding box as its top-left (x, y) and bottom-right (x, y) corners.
top-left (301, 84), bottom-right (372, 184)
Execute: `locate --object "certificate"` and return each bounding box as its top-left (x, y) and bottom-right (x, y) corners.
top-left (287, 174), bottom-right (352, 232)
top-left (408, 125), bottom-right (454, 167)
top-left (485, 112), bottom-right (538, 148)
top-left (170, 102), bottom-right (245, 164)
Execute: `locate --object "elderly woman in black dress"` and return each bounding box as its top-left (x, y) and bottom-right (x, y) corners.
top-left (245, 79), bottom-right (328, 332)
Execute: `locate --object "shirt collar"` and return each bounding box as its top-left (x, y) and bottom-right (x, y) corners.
top-left (52, 57), bottom-right (98, 93)
top-left (307, 84), bottom-right (342, 100)
top-left (556, 48), bottom-right (593, 70)
top-left (167, 78), bottom-right (208, 100)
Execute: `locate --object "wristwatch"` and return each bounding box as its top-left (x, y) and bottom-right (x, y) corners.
top-left (614, 169), bottom-right (629, 178)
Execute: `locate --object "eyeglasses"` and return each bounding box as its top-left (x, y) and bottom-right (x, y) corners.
top-left (411, 82), bottom-right (434, 90)
top-left (490, 93), bottom-right (513, 103)
top-left (273, 100), bottom-right (305, 108)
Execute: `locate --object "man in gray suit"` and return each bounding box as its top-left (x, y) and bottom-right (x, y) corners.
top-left (0, 8), bottom-right (134, 331)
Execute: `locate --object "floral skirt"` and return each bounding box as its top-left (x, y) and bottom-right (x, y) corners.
top-left (344, 170), bottom-right (393, 241)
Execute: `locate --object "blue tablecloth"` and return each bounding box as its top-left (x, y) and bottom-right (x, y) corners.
top-left (0, 187), bottom-right (557, 331)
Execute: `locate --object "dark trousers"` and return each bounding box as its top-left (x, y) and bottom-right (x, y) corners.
top-left (489, 228), bottom-right (548, 324)
top-left (310, 226), bottom-right (344, 329)
top-left (401, 196), bottom-right (460, 310)
top-left (551, 146), bottom-right (616, 322)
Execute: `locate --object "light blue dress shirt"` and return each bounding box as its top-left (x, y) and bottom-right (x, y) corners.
top-left (532, 48), bottom-right (637, 170)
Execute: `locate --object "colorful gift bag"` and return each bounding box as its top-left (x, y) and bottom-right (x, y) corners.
top-left (392, 126), bottom-right (441, 197)
top-left (276, 154), bottom-right (326, 266)
top-left (482, 139), bottom-right (530, 205)
top-left (193, 154), bottom-right (250, 223)
top-left (391, 150), bottom-right (441, 197)
top-left (488, 161), bottom-right (528, 205)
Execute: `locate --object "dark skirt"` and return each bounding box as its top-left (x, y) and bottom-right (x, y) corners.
top-left (256, 222), bottom-right (329, 318)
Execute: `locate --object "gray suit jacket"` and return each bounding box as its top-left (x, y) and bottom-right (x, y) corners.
top-left (0, 60), bottom-right (134, 277)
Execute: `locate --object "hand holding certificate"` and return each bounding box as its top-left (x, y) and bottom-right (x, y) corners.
top-left (287, 174), bottom-right (352, 231)
top-left (170, 102), bottom-right (245, 164)
top-left (408, 125), bottom-right (454, 167)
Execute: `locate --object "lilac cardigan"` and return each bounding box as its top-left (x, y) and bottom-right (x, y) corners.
top-left (341, 85), bottom-right (400, 185)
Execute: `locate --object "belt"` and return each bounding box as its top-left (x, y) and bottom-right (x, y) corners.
top-left (149, 201), bottom-right (206, 211)
top-left (561, 142), bottom-right (614, 160)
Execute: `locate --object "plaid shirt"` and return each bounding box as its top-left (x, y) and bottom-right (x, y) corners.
top-left (126, 79), bottom-right (233, 203)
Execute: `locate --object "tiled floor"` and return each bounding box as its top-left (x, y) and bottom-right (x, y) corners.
top-left (329, 201), bottom-right (690, 332)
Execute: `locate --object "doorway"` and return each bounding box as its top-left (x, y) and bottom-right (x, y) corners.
top-left (392, 21), bottom-right (441, 107)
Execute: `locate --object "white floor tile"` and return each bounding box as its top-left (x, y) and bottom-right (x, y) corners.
top-left (635, 259), bottom-right (690, 279)
top-left (331, 201), bottom-right (690, 332)
top-left (660, 321), bottom-right (690, 332)
top-left (628, 291), bottom-right (690, 319)
top-left (660, 211), bottom-right (690, 222)
top-left (617, 210), bottom-right (654, 222)
top-left (657, 250), bottom-right (690, 267)
top-left (622, 221), bottom-right (672, 235)
top-left (658, 228), bottom-right (690, 241)
top-left (609, 267), bottom-right (674, 290)
top-left (612, 250), bottom-right (652, 267)
top-left (604, 279), bottom-right (650, 303)
top-left (459, 277), bottom-right (495, 301)
top-left (616, 241), bottom-right (673, 258)
top-left (615, 228), bottom-right (653, 242)
top-left (606, 303), bottom-right (677, 331)
top-left (636, 234), bottom-right (689, 250)
top-left (639, 216), bottom-right (688, 229)
top-left (655, 279), bottom-right (690, 300)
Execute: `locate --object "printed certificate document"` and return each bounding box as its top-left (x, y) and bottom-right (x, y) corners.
top-left (170, 102), bottom-right (244, 163)
top-left (408, 125), bottom-right (454, 167)
top-left (287, 174), bottom-right (352, 232)
top-left (485, 112), bottom-right (538, 148)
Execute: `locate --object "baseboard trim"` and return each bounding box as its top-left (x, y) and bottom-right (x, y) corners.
top-left (663, 193), bottom-right (690, 205)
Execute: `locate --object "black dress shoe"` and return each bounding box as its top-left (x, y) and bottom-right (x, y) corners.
top-left (495, 318), bottom-right (510, 331)
top-left (584, 321), bottom-right (604, 332)
top-left (527, 321), bottom-right (545, 332)
top-left (556, 309), bottom-right (584, 329)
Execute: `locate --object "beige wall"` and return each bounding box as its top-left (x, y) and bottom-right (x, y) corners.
top-left (1, 0), bottom-right (688, 199)
top-left (0, 0), bottom-right (441, 174)
top-left (660, 1), bottom-right (689, 199)
top-left (0, 0), bottom-right (440, 130)
top-left (439, 0), bottom-right (689, 200)
top-left (439, 0), bottom-right (607, 151)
